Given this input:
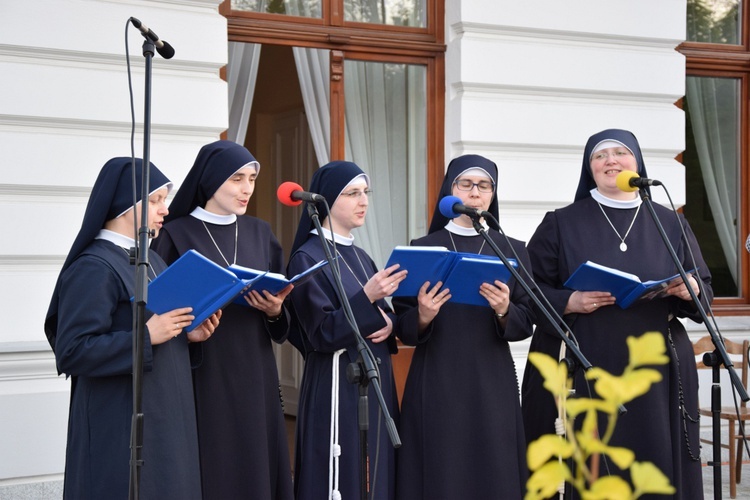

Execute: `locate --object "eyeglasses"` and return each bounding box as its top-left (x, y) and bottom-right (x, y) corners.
top-left (340, 188), bottom-right (373, 199)
top-left (454, 179), bottom-right (495, 193)
top-left (591, 149), bottom-right (633, 162)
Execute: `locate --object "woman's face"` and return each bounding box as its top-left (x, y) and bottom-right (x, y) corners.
top-left (451, 174), bottom-right (494, 227)
top-left (204, 166), bottom-right (256, 216)
top-left (590, 146), bottom-right (638, 199)
top-left (121, 186), bottom-right (170, 238)
top-left (326, 180), bottom-right (370, 236)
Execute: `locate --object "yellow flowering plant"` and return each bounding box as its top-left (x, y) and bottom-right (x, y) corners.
top-left (525, 332), bottom-right (677, 500)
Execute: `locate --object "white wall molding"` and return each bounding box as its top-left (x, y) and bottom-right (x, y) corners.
top-left (454, 83), bottom-right (681, 105)
top-left (452, 22), bottom-right (682, 50)
top-left (0, 114), bottom-right (227, 138)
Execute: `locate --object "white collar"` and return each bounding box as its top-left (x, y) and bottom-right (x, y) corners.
top-left (444, 219), bottom-right (488, 236)
top-left (311, 227), bottom-right (355, 246)
top-left (95, 229), bottom-right (135, 249)
top-left (590, 188), bottom-right (641, 209)
top-left (190, 206), bottom-right (238, 225)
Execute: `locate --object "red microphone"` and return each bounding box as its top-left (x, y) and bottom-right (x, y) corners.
top-left (277, 181), bottom-right (325, 207)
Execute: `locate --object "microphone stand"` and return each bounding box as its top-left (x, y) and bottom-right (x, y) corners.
top-left (468, 216), bottom-right (599, 386)
top-left (305, 202), bottom-right (400, 500)
top-left (469, 214), bottom-right (623, 499)
top-left (637, 189), bottom-right (749, 500)
top-left (129, 38), bottom-right (156, 500)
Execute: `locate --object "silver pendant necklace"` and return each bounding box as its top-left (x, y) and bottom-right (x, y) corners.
top-left (202, 220), bottom-right (238, 266)
top-left (334, 244), bottom-right (370, 288)
top-left (448, 230), bottom-right (486, 255)
top-left (596, 202), bottom-right (642, 252)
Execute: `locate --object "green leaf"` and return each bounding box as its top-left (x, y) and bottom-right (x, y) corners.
top-left (591, 369), bottom-right (663, 405)
top-left (576, 409), bottom-right (600, 452)
top-left (631, 461), bottom-right (676, 496)
top-left (582, 441), bottom-right (635, 470)
top-left (527, 434), bottom-right (574, 471)
top-left (627, 332), bottom-right (669, 367)
top-left (582, 476), bottom-right (632, 500)
top-left (525, 461), bottom-right (571, 500)
top-left (528, 352), bottom-right (569, 398)
top-left (566, 398), bottom-right (615, 418)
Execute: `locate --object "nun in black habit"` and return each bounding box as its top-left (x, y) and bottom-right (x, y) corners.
top-left (520, 129), bottom-right (711, 499)
top-left (286, 161), bottom-right (407, 500)
top-left (393, 154), bottom-right (534, 500)
top-left (45, 157), bottom-right (218, 499)
top-left (151, 140), bottom-right (294, 500)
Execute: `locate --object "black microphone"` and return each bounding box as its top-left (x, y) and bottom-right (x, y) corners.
top-left (616, 170), bottom-right (662, 192)
top-left (438, 195), bottom-right (485, 219)
top-left (277, 181), bottom-right (325, 206)
top-left (130, 17), bottom-right (175, 59)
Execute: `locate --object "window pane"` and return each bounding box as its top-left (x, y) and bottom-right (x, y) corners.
top-left (230, 0), bottom-right (322, 18)
top-left (684, 76), bottom-right (741, 296)
top-left (687, 0), bottom-right (740, 44)
top-left (344, 60), bottom-right (428, 266)
top-left (344, 0), bottom-right (426, 27)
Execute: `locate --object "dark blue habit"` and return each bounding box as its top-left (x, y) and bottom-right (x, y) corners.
top-left (151, 140), bottom-right (294, 500)
top-left (286, 161), bottom-right (399, 500)
top-left (521, 129), bottom-right (711, 499)
top-left (45, 158), bottom-right (200, 500)
top-left (393, 155), bottom-right (534, 499)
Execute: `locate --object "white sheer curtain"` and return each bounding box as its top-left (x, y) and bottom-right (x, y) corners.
top-left (292, 48), bottom-right (331, 166)
top-left (343, 61), bottom-right (426, 267)
top-left (291, 53), bottom-right (426, 266)
top-left (285, 0), bottom-right (426, 266)
top-left (227, 42), bottom-right (262, 144)
top-left (686, 76), bottom-right (739, 284)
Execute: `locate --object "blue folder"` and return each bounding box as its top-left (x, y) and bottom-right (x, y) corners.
top-left (564, 260), bottom-right (695, 309)
top-left (142, 250), bottom-right (328, 330)
top-left (385, 246), bottom-right (517, 307)
top-left (144, 250), bottom-right (255, 331)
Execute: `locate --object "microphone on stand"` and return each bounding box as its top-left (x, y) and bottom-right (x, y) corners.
top-left (277, 181), bottom-right (325, 206)
top-left (438, 195), bottom-right (488, 219)
top-left (130, 17), bottom-right (175, 59)
top-left (616, 170), bottom-right (662, 192)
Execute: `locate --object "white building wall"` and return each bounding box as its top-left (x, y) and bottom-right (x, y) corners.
top-left (0, 0), bottom-right (228, 495)
top-left (446, 1), bottom-right (750, 460)
top-left (445, 0), bottom-right (687, 242)
top-left (1, 0), bottom-right (749, 496)
top-left (444, 0), bottom-right (709, 389)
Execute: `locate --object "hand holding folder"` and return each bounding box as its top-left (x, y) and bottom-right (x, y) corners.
top-left (228, 259), bottom-right (329, 303)
top-left (564, 261), bottom-right (696, 309)
top-left (143, 250), bottom-right (328, 330)
top-left (385, 246), bottom-right (517, 307)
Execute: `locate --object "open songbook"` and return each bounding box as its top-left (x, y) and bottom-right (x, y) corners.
top-left (564, 260), bottom-right (696, 309)
top-left (143, 250), bottom-right (328, 330)
top-left (385, 246), bottom-right (517, 307)
top-left (228, 259), bottom-right (329, 303)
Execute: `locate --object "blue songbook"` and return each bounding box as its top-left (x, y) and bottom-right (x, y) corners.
top-left (564, 261), bottom-right (695, 309)
top-left (228, 258), bottom-right (329, 304)
top-left (142, 250), bottom-right (329, 330)
top-left (385, 246), bottom-right (517, 307)
top-left (143, 250), bottom-right (257, 331)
